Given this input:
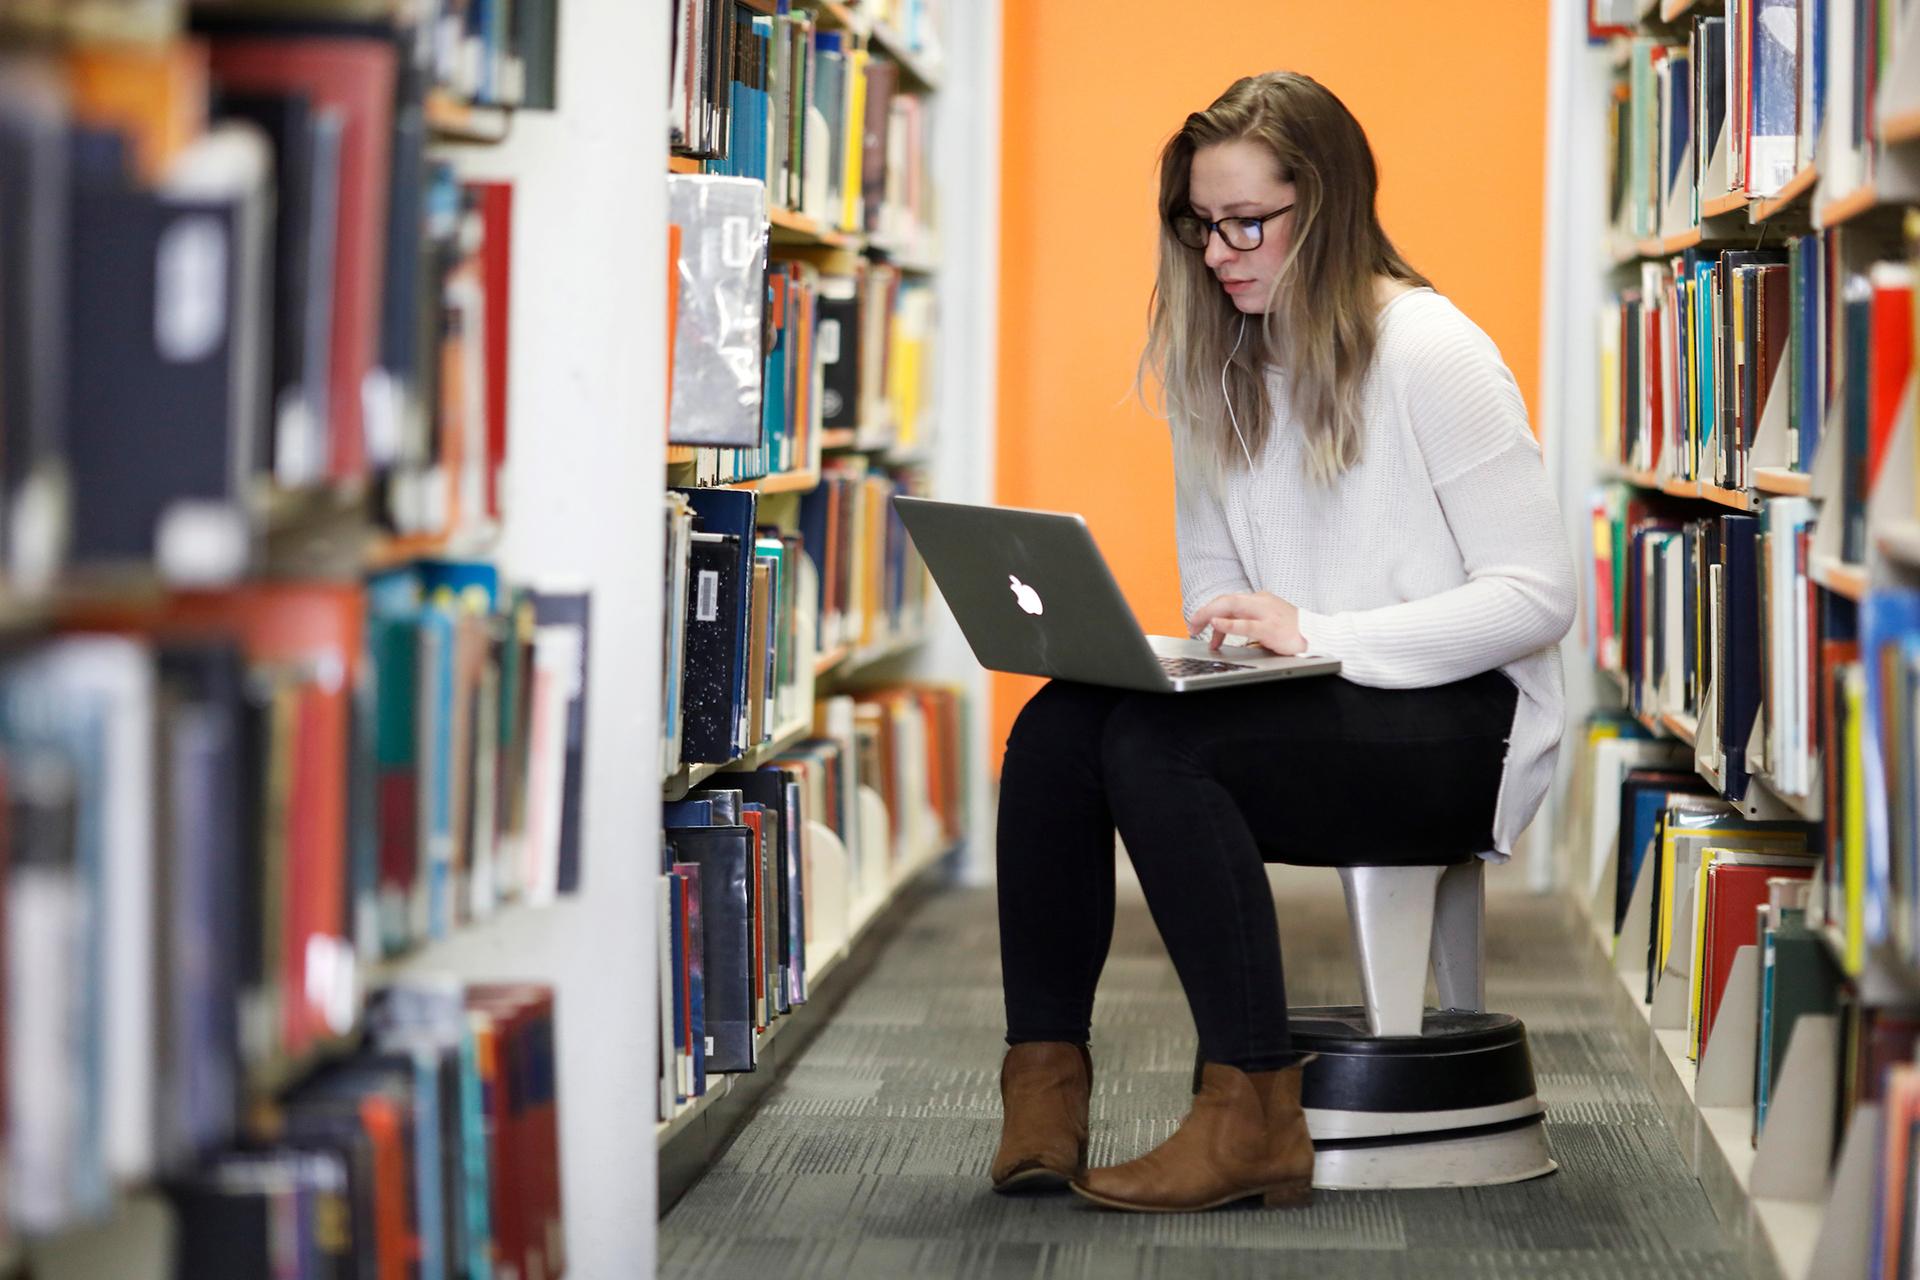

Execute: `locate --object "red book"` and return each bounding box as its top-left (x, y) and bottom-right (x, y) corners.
top-left (1646, 299), bottom-right (1664, 470)
top-left (467, 999), bottom-right (523, 1280)
top-left (471, 181), bottom-right (515, 520)
top-left (470, 985), bottom-right (561, 1280)
top-left (1866, 265), bottom-right (1914, 491)
top-left (1699, 860), bottom-right (1814, 1059)
top-left (206, 36), bottom-right (397, 482)
top-left (741, 808), bottom-right (768, 1030)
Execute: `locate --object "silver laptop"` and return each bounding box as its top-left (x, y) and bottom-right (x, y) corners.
top-left (892, 497), bottom-right (1340, 692)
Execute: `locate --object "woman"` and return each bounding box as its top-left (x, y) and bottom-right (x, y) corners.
top-left (988, 72), bottom-right (1575, 1213)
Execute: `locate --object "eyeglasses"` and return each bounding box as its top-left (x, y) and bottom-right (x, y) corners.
top-left (1169, 204), bottom-right (1295, 252)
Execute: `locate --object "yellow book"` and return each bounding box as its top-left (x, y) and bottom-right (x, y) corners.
top-left (841, 48), bottom-right (869, 233)
top-left (1655, 817), bottom-right (1807, 977)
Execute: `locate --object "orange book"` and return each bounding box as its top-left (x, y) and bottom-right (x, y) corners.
top-left (359, 1096), bottom-right (412, 1280)
top-left (666, 223), bottom-right (683, 418)
top-left (65, 40), bottom-right (207, 184)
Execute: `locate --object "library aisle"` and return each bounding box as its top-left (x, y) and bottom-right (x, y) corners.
top-left (658, 869), bottom-right (1746, 1280)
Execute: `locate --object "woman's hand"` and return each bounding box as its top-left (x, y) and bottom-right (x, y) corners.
top-left (1188, 592), bottom-right (1308, 655)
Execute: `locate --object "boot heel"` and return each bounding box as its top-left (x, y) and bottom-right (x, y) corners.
top-left (1262, 1180), bottom-right (1312, 1208)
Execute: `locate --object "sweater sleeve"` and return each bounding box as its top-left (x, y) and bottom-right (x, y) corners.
top-left (1173, 429), bottom-right (1254, 624)
top-left (1292, 312), bottom-right (1576, 688)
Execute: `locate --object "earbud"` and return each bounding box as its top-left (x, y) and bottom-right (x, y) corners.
top-left (1222, 314), bottom-right (1255, 470)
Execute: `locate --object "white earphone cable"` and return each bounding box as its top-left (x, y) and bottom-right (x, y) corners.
top-left (1222, 313), bottom-right (1255, 470)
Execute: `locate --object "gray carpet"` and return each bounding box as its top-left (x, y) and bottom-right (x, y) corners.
top-left (659, 866), bottom-right (1749, 1279)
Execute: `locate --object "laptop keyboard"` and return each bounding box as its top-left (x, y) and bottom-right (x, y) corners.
top-left (1158, 655), bottom-right (1254, 678)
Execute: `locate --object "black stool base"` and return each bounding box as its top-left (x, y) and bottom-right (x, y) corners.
top-left (1190, 1005), bottom-right (1557, 1188)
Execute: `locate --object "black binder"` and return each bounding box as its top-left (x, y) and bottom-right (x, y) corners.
top-left (1718, 512), bottom-right (1761, 800)
top-left (666, 825), bottom-right (756, 1073)
top-left (680, 531), bottom-right (744, 763)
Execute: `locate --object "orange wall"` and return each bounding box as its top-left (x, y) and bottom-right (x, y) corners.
top-left (992, 0), bottom-right (1552, 763)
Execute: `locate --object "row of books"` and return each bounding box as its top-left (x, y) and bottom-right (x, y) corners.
top-left (1607, 0), bottom-right (1892, 240)
top-left (1602, 246), bottom-right (1799, 486)
top-left (1602, 227), bottom-right (1920, 568)
top-left (1577, 713), bottom-right (1920, 1261)
top-left (1582, 728), bottom-right (1826, 1133)
top-left (658, 682), bottom-right (964, 1119)
top-left (662, 488), bottom-right (810, 780)
top-left (420, 0), bottom-right (562, 111)
top-left (1591, 490), bottom-right (1823, 801)
top-left (799, 458), bottom-right (931, 655)
top-left (174, 980), bottom-right (563, 1280)
top-left (0, 574), bottom-right (589, 1235)
top-left (669, 0), bottom-right (935, 246)
top-left (0, 14), bottom-right (521, 592)
top-left (0, 0), bottom-right (558, 114)
top-left (666, 174), bottom-right (939, 476)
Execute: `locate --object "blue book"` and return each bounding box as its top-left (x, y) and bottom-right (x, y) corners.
top-left (412, 1051), bottom-right (446, 1280)
top-left (663, 798), bottom-right (716, 829)
top-left (421, 597), bottom-right (457, 938)
top-left (457, 1029), bottom-right (493, 1280)
top-left (1861, 590), bottom-right (1920, 948)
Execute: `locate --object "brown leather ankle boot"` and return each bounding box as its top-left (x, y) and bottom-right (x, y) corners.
top-left (1070, 1060), bottom-right (1313, 1212)
top-left (990, 1042), bottom-right (1092, 1192)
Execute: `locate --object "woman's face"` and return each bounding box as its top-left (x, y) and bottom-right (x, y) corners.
top-left (1185, 139), bottom-right (1297, 315)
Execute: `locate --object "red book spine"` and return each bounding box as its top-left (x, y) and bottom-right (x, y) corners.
top-left (1866, 273), bottom-right (1913, 491)
top-left (473, 182), bottom-right (515, 519)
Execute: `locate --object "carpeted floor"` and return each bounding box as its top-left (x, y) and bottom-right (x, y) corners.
top-left (659, 866), bottom-right (1749, 1280)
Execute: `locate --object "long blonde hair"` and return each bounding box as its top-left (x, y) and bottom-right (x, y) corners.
top-left (1139, 72), bottom-right (1430, 486)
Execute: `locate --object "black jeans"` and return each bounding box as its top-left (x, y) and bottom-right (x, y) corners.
top-left (997, 670), bottom-right (1519, 1072)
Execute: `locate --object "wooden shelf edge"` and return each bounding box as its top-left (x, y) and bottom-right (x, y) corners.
top-left (1884, 106), bottom-right (1920, 146)
top-left (1879, 520), bottom-right (1920, 567)
top-left (769, 206), bottom-right (861, 250)
top-left (1752, 163), bottom-right (1819, 222)
top-left (1753, 467), bottom-right (1813, 497)
top-left (1659, 711), bottom-right (1699, 745)
top-left (1813, 556), bottom-right (1868, 600)
top-left (1819, 182), bottom-right (1883, 227)
top-left (424, 92), bottom-right (512, 144)
top-left (1700, 191), bottom-right (1749, 217)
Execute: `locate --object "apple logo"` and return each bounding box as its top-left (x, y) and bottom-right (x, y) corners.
top-left (1009, 574), bottom-right (1043, 616)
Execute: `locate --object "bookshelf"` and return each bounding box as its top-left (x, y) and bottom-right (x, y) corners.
top-left (0, 1), bottom-right (661, 1278)
top-left (654, 0), bottom-right (998, 1228)
top-left (1573, 5), bottom-right (1920, 1277)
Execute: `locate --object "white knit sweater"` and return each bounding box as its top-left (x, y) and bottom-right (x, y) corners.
top-left (1175, 287), bottom-right (1575, 858)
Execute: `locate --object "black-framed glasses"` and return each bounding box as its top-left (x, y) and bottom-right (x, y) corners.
top-left (1169, 204), bottom-right (1295, 252)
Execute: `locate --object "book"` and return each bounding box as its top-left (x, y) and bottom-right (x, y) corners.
top-left (205, 29), bottom-right (399, 482)
top-left (663, 825), bottom-right (756, 1073)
